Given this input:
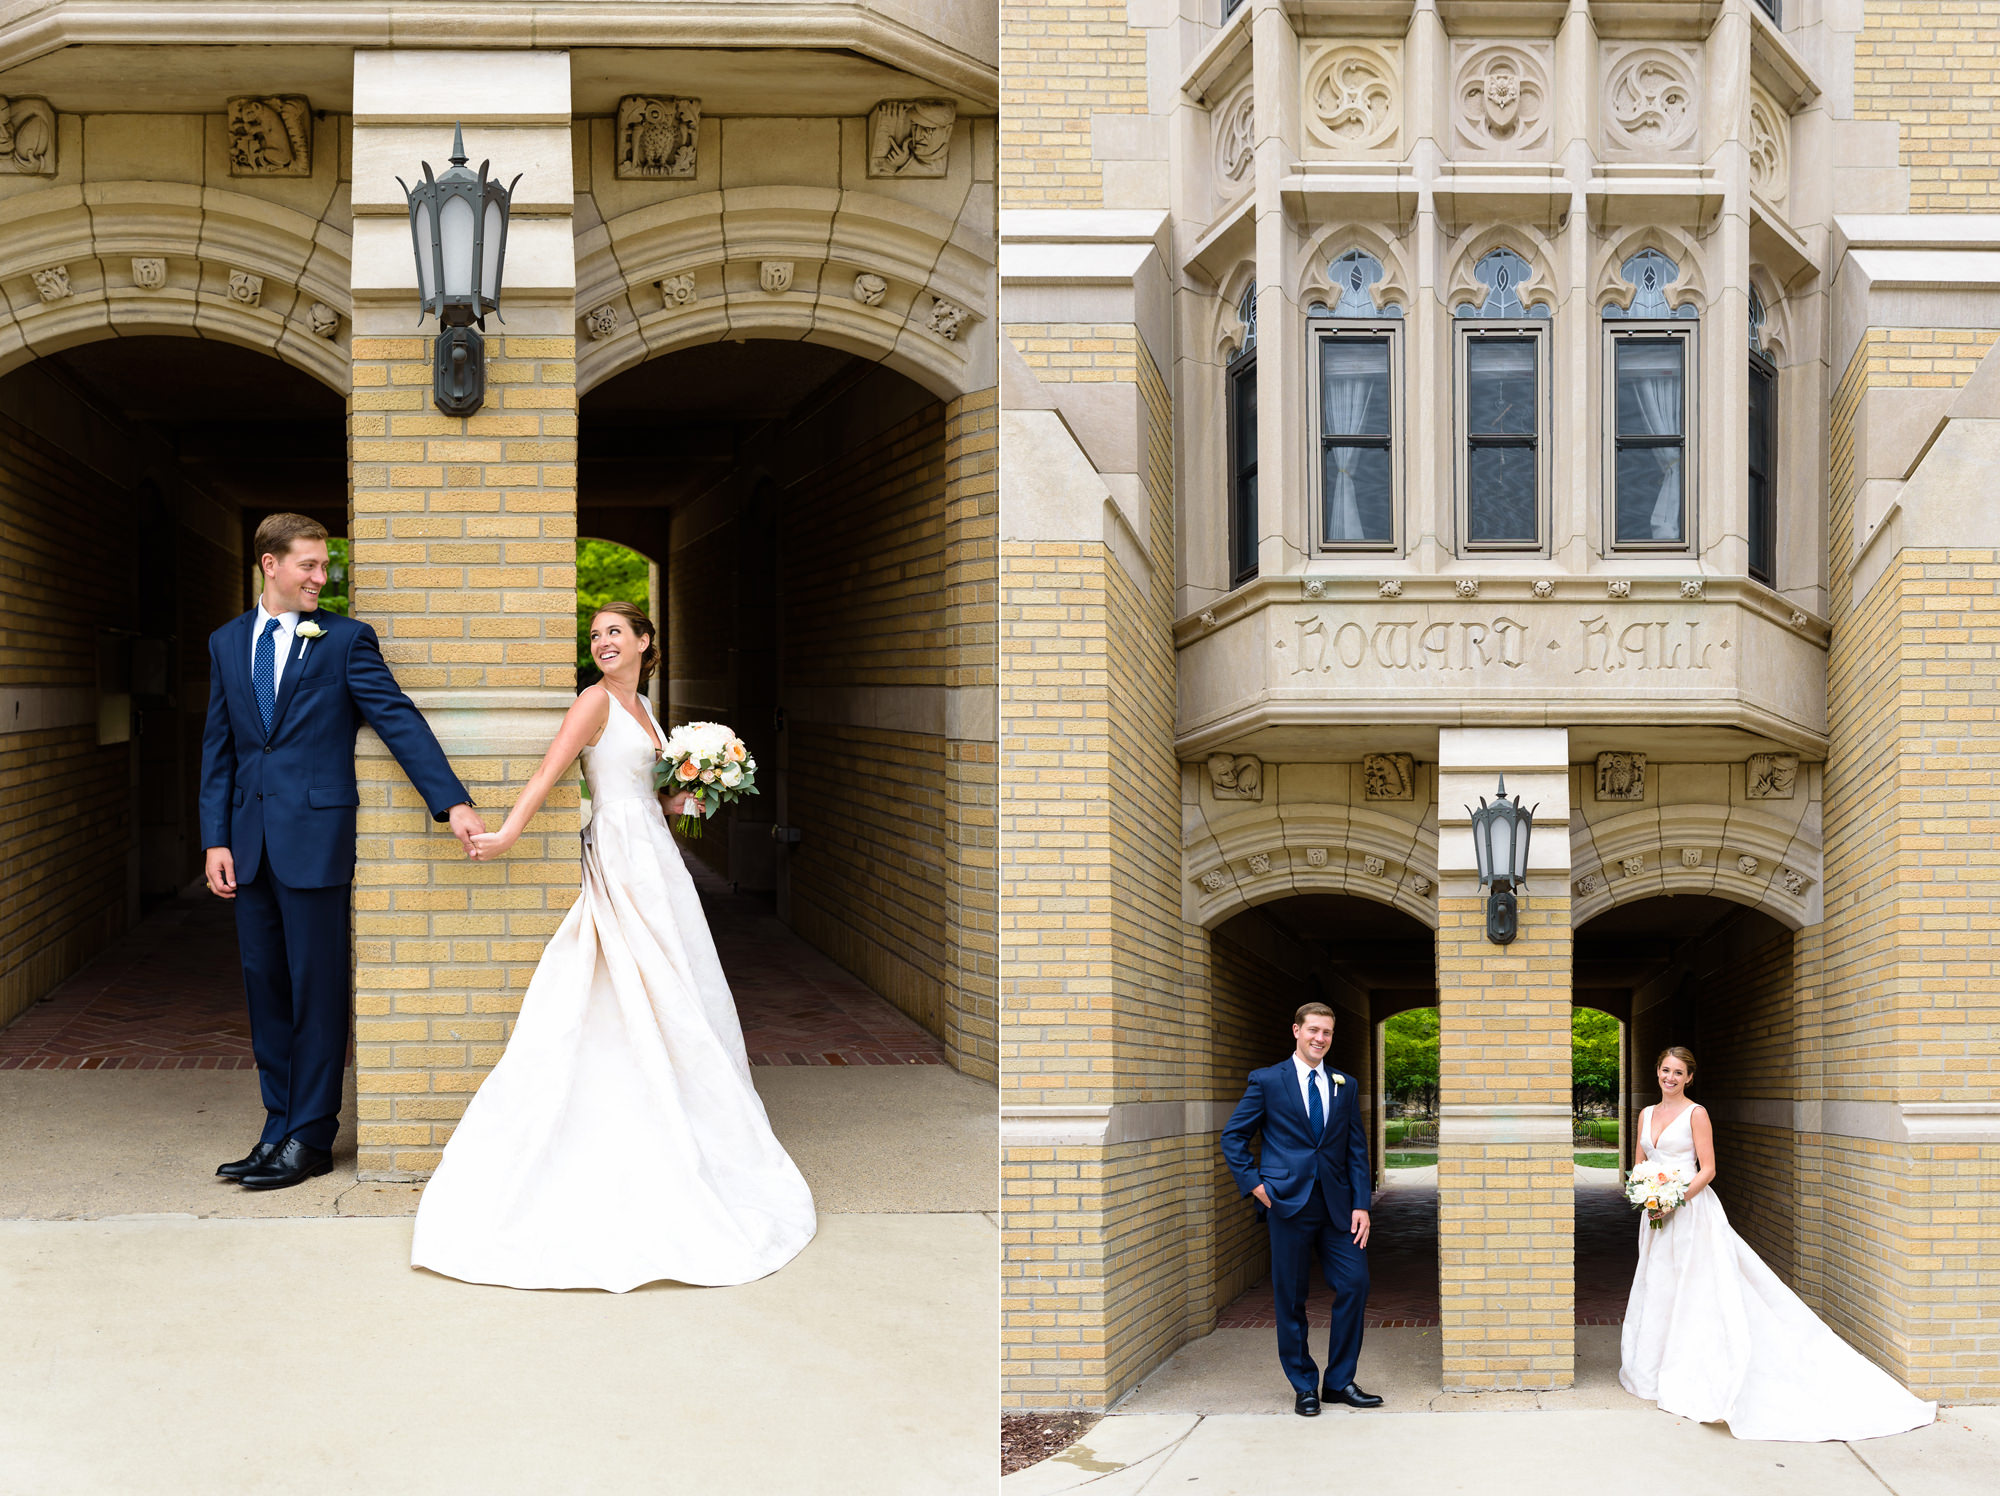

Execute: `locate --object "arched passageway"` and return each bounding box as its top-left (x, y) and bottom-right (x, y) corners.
top-left (0, 336), bottom-right (343, 1065)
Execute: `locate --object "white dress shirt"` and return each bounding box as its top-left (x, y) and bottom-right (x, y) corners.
top-left (252, 602), bottom-right (301, 694)
top-left (1291, 1053), bottom-right (1331, 1131)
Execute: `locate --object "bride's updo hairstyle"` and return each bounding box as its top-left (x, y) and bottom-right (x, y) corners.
top-left (1656, 1045), bottom-right (1696, 1079)
top-left (591, 601), bottom-right (659, 688)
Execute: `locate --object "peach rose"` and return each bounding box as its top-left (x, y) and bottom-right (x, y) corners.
top-left (726, 740), bottom-right (748, 762)
top-left (675, 759), bottom-right (700, 781)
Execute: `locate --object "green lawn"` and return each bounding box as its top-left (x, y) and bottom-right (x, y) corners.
top-left (1574, 1151), bottom-right (1620, 1169)
top-left (1384, 1151), bottom-right (1437, 1169)
top-left (1574, 1119), bottom-right (1618, 1145)
top-left (1384, 1120), bottom-right (1436, 1145)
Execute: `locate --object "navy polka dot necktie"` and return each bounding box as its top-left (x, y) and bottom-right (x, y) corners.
top-left (255, 617), bottom-right (280, 733)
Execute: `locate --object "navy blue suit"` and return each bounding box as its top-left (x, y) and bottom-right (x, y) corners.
top-left (199, 608), bottom-right (470, 1150)
top-left (1221, 1058), bottom-right (1373, 1395)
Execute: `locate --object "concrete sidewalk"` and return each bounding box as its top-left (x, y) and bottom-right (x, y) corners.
top-left (1, 1211), bottom-right (996, 1495)
top-left (1003, 1405), bottom-right (1999, 1496)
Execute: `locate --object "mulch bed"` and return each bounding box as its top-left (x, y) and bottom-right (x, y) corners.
top-left (1001, 1412), bottom-right (1102, 1476)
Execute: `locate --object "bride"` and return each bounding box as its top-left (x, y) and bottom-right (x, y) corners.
top-left (1620, 1046), bottom-right (1933, 1440)
top-left (409, 602), bottom-right (816, 1291)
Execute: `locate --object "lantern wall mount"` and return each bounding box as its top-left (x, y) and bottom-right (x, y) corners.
top-left (1466, 774), bottom-right (1537, 945)
top-left (398, 123), bottom-right (520, 417)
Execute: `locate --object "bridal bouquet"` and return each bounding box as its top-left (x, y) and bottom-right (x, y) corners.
top-left (1625, 1160), bottom-right (1691, 1229)
top-left (652, 721), bottom-right (758, 839)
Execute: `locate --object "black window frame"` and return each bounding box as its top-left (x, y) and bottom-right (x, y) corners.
top-left (1227, 346), bottom-right (1258, 587)
top-left (1456, 324), bottom-right (1548, 553)
top-left (1748, 347), bottom-right (1776, 585)
top-left (1605, 326), bottom-right (1696, 553)
top-left (1311, 321), bottom-right (1399, 551)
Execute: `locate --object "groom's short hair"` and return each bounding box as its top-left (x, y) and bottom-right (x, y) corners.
top-left (1294, 1002), bottom-right (1335, 1026)
top-left (254, 512), bottom-right (329, 565)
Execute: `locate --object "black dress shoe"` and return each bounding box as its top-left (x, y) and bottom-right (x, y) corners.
top-left (1294, 1391), bottom-right (1321, 1417)
top-left (1323, 1381), bottom-right (1383, 1409)
top-left (216, 1141), bottom-right (280, 1180)
top-left (238, 1138), bottom-right (333, 1192)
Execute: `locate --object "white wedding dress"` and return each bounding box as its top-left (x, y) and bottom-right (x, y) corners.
top-left (411, 694), bottom-right (816, 1290)
top-left (1619, 1103), bottom-right (1934, 1440)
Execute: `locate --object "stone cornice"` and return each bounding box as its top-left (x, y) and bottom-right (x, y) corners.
top-left (0, 1), bottom-right (998, 107)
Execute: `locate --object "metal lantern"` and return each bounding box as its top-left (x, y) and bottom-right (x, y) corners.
top-left (1467, 773), bottom-right (1536, 945)
top-left (398, 123), bottom-right (520, 417)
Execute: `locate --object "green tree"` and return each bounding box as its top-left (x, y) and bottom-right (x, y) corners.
top-left (1573, 1006), bottom-right (1620, 1110)
top-left (1383, 1007), bottom-right (1439, 1115)
top-left (576, 539), bottom-right (652, 685)
top-left (317, 537), bottom-right (351, 616)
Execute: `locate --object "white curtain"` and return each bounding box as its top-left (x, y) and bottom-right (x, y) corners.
top-left (1621, 342), bottom-right (1683, 541)
top-left (1322, 342), bottom-right (1383, 541)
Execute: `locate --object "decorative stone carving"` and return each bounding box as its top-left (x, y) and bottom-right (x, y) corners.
top-left (1681, 848), bottom-right (1702, 868)
top-left (1603, 47), bottom-right (1699, 155)
top-left (659, 272), bottom-right (697, 308)
top-left (616, 96), bottom-right (700, 180)
top-left (1198, 609), bottom-right (1218, 629)
top-left (1789, 609), bottom-right (1810, 629)
top-left (1453, 43), bottom-right (1551, 154)
top-left (1377, 579), bottom-right (1402, 599)
top-left (130, 258), bottom-right (166, 291)
top-left (1607, 579), bottom-right (1632, 599)
top-left (306, 302), bottom-right (339, 339)
top-left (1574, 874), bottom-right (1600, 897)
top-left (1363, 753), bottom-right (1415, 802)
top-left (585, 303), bottom-right (620, 340)
top-left (1201, 870), bottom-right (1227, 893)
top-left (1619, 854), bottom-right (1645, 878)
top-left (867, 98), bottom-right (956, 178)
top-left (1737, 855), bottom-right (1759, 876)
top-left (1596, 752), bottom-right (1646, 801)
top-left (1303, 45), bottom-right (1397, 152)
top-left (226, 270), bottom-right (263, 307)
top-left (1681, 579), bottom-right (1705, 600)
top-left (1208, 753), bottom-right (1263, 802)
top-left (760, 261), bottom-right (793, 294)
top-left (1453, 248), bottom-right (1553, 321)
top-left (227, 96), bottom-right (311, 177)
top-left (1306, 848), bottom-right (1329, 868)
top-left (0, 97), bottom-right (55, 176)
top-left (1363, 855), bottom-right (1387, 878)
top-left (1454, 578), bottom-right (1480, 600)
top-left (1215, 83), bottom-right (1255, 186)
top-left (30, 265), bottom-right (69, 302)
top-left (1412, 876), bottom-right (1433, 898)
top-left (1780, 867), bottom-right (1807, 896)
top-left (1748, 86), bottom-right (1789, 204)
top-left (1532, 579), bottom-right (1555, 600)
top-left (926, 297), bottom-right (969, 341)
top-left (1247, 852), bottom-right (1272, 875)
top-left (1303, 578), bottom-right (1326, 599)
top-left (1747, 754), bottom-right (1798, 800)
top-left (853, 272), bottom-right (887, 307)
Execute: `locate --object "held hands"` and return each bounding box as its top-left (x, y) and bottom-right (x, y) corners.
top-left (204, 847), bottom-right (237, 900)
top-left (467, 828), bottom-right (517, 861)
top-left (448, 803), bottom-right (487, 859)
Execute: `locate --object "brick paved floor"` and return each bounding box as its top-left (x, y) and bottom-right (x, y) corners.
top-left (0, 863), bottom-right (944, 1071)
top-left (1216, 1165), bottom-right (1641, 1330)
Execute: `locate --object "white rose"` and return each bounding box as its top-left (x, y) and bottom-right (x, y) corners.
top-left (719, 766), bottom-right (743, 787)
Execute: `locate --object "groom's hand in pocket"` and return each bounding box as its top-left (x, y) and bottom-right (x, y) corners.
top-left (1350, 1209), bottom-right (1371, 1248)
top-left (1251, 1184), bottom-right (1272, 1210)
top-left (204, 847), bottom-right (236, 899)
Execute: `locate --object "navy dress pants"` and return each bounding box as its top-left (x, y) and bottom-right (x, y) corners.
top-left (1269, 1182), bottom-right (1370, 1395)
top-left (234, 862), bottom-right (351, 1151)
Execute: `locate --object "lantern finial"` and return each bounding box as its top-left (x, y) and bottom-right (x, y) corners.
top-left (450, 121), bottom-right (468, 168)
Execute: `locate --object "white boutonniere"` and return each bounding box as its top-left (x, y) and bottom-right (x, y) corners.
top-left (1329, 1071), bottom-right (1345, 1097)
top-left (295, 618), bottom-right (326, 660)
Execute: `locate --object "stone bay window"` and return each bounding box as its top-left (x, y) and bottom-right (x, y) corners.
top-left (1312, 249), bottom-right (1401, 551)
top-left (1453, 249), bottom-right (1550, 553)
top-left (1603, 249), bottom-right (1698, 553)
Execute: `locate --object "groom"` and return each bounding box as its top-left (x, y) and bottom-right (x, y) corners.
top-left (199, 513), bottom-right (482, 1190)
top-left (1220, 1001), bottom-right (1382, 1417)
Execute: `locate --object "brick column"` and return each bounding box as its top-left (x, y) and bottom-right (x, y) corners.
top-left (1435, 728), bottom-right (1574, 1390)
top-left (347, 51), bottom-right (578, 1178)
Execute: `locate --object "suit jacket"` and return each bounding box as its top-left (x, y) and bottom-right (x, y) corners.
top-left (198, 608), bottom-right (470, 889)
top-left (1220, 1059), bottom-right (1373, 1220)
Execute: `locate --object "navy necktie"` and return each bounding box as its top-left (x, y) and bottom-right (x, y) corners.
top-left (1306, 1068), bottom-right (1324, 1136)
top-left (255, 617), bottom-right (281, 733)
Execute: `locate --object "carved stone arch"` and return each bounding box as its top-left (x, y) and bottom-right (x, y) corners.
top-left (1592, 225), bottom-right (1710, 319)
top-left (1210, 259), bottom-right (1258, 364)
top-left (1746, 265), bottom-right (1791, 364)
top-left (1441, 225), bottom-right (1559, 318)
top-left (0, 182), bottom-right (351, 394)
top-left (1185, 801), bottom-right (1440, 931)
top-left (575, 190), bottom-right (993, 401)
top-left (1569, 803), bottom-right (1822, 931)
top-left (1295, 223), bottom-right (1411, 317)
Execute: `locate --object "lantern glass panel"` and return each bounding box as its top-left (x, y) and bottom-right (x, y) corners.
top-left (1470, 810), bottom-right (1492, 882)
top-left (413, 200), bottom-right (437, 304)
top-left (1510, 812), bottom-right (1532, 880)
top-left (481, 199), bottom-right (504, 304)
top-left (440, 195), bottom-right (476, 298)
top-left (1487, 814), bottom-right (1512, 883)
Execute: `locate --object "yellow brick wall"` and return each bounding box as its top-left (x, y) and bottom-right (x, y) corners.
top-left (1821, 326), bottom-right (2000, 1399)
top-left (1000, 0), bottom-right (1150, 207)
top-left (1855, 1), bottom-right (2000, 210)
top-left (1437, 890), bottom-right (1574, 1390)
top-left (347, 327), bottom-right (580, 1178)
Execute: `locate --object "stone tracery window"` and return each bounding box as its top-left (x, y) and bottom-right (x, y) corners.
top-left (1310, 250), bottom-right (1401, 549)
top-left (1603, 250), bottom-right (1697, 550)
top-left (1454, 249), bottom-right (1550, 552)
top-left (1228, 281), bottom-right (1258, 585)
